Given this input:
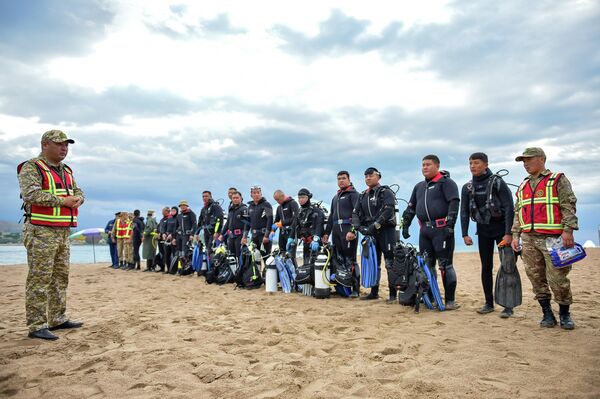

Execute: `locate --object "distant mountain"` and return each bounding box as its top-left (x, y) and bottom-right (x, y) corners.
top-left (0, 220), bottom-right (22, 233)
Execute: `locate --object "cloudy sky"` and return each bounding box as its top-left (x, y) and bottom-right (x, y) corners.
top-left (1, 0), bottom-right (599, 245)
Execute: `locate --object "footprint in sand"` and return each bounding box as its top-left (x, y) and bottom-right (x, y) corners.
top-left (380, 346), bottom-right (403, 355)
top-left (478, 376), bottom-right (511, 390)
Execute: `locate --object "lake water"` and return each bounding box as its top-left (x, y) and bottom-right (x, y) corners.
top-left (0, 242), bottom-right (477, 265)
top-left (0, 245), bottom-right (112, 265)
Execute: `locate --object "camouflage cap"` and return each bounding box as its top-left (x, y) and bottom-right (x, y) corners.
top-left (515, 147), bottom-right (545, 161)
top-left (179, 200), bottom-right (189, 207)
top-left (41, 130), bottom-right (75, 144)
top-left (147, 209), bottom-right (155, 215)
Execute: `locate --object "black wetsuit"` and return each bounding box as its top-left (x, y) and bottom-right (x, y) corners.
top-left (132, 216), bottom-right (145, 268)
top-left (273, 197), bottom-right (300, 257)
top-left (176, 209), bottom-right (197, 259)
top-left (164, 214), bottom-right (178, 272)
top-left (325, 186), bottom-right (360, 291)
top-left (156, 215), bottom-right (168, 270)
top-left (352, 184), bottom-right (397, 298)
top-left (403, 171), bottom-right (460, 303)
top-left (221, 203), bottom-right (248, 259)
top-left (245, 197), bottom-right (273, 259)
top-left (197, 200), bottom-right (224, 259)
top-left (291, 201), bottom-right (325, 266)
top-left (460, 169), bottom-right (514, 307)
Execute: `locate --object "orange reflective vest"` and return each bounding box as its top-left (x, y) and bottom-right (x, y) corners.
top-left (516, 172), bottom-right (563, 234)
top-left (116, 220), bottom-right (132, 239)
top-left (28, 160), bottom-right (78, 227)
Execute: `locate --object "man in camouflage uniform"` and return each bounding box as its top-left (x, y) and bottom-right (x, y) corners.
top-left (124, 213), bottom-right (135, 269)
top-left (18, 130), bottom-right (85, 340)
top-left (112, 211), bottom-right (131, 269)
top-left (511, 147), bottom-right (578, 330)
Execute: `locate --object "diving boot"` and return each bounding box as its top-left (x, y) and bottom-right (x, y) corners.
top-left (559, 304), bottom-right (575, 330)
top-left (360, 285), bottom-right (379, 300)
top-left (539, 299), bottom-right (557, 328)
top-left (350, 280), bottom-right (360, 298)
top-left (386, 285), bottom-right (397, 304)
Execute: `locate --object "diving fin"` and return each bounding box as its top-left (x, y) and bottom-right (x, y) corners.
top-left (360, 236), bottom-right (379, 288)
top-left (419, 255), bottom-right (445, 311)
top-left (275, 255), bottom-right (292, 293)
top-left (494, 244), bottom-right (522, 309)
top-left (192, 244), bottom-right (200, 272)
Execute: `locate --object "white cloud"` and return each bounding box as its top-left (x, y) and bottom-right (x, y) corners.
top-left (47, 0), bottom-right (463, 111)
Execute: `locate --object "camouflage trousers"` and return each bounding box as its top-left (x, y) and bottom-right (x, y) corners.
top-left (116, 238), bottom-right (134, 263)
top-left (23, 223), bottom-right (70, 332)
top-left (124, 240), bottom-right (133, 263)
top-left (521, 233), bottom-right (572, 305)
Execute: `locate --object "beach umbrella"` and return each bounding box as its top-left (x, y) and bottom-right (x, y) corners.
top-left (69, 228), bottom-right (105, 263)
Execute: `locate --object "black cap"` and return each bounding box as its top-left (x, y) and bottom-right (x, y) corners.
top-left (364, 167), bottom-right (381, 177)
top-left (298, 188), bottom-right (312, 199)
top-left (114, 212), bottom-right (120, 216)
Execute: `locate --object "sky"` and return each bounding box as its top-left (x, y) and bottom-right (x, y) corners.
top-left (0, 0), bottom-right (599, 246)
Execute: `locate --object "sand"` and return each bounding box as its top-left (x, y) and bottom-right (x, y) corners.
top-left (0, 250), bottom-right (599, 398)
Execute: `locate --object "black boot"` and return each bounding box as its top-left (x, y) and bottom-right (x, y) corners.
top-left (350, 277), bottom-right (360, 298)
top-left (360, 285), bottom-right (379, 300)
top-left (539, 299), bottom-right (557, 328)
top-left (136, 261), bottom-right (141, 270)
top-left (385, 260), bottom-right (397, 304)
top-left (559, 304), bottom-right (575, 330)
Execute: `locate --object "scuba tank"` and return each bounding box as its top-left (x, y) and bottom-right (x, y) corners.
top-left (314, 251), bottom-right (330, 299)
top-left (200, 252), bottom-right (208, 272)
top-left (264, 255), bottom-right (278, 293)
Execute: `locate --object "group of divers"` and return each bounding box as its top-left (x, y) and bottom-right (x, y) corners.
top-left (106, 153), bottom-right (524, 316)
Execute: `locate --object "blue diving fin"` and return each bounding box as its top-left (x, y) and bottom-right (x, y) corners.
top-left (418, 255), bottom-right (445, 311)
top-left (275, 254), bottom-right (292, 293)
top-left (360, 236), bottom-right (379, 288)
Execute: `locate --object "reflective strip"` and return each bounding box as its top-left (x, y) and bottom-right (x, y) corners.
top-left (30, 214), bottom-right (78, 222)
top-left (36, 160), bottom-right (64, 217)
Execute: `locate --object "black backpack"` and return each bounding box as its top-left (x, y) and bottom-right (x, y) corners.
top-left (214, 252), bottom-right (237, 285)
top-left (235, 245), bottom-right (264, 289)
top-left (295, 250), bottom-right (315, 285)
top-left (331, 251), bottom-right (354, 288)
top-left (205, 252), bottom-right (222, 284)
top-left (392, 242), bottom-right (430, 312)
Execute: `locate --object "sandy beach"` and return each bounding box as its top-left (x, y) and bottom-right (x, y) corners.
top-left (0, 250), bottom-right (599, 398)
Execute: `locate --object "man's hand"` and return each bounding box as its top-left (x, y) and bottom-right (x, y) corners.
top-left (402, 226), bottom-right (410, 239)
top-left (262, 236), bottom-right (270, 244)
top-left (322, 234), bottom-right (329, 244)
top-left (218, 235), bottom-right (224, 242)
top-left (561, 231), bottom-right (574, 248)
top-left (346, 231), bottom-right (356, 241)
top-left (463, 236), bottom-right (473, 246)
top-left (511, 237), bottom-right (521, 253)
top-left (502, 234), bottom-right (513, 246)
top-left (241, 237), bottom-right (248, 245)
top-left (62, 196), bottom-right (80, 208)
